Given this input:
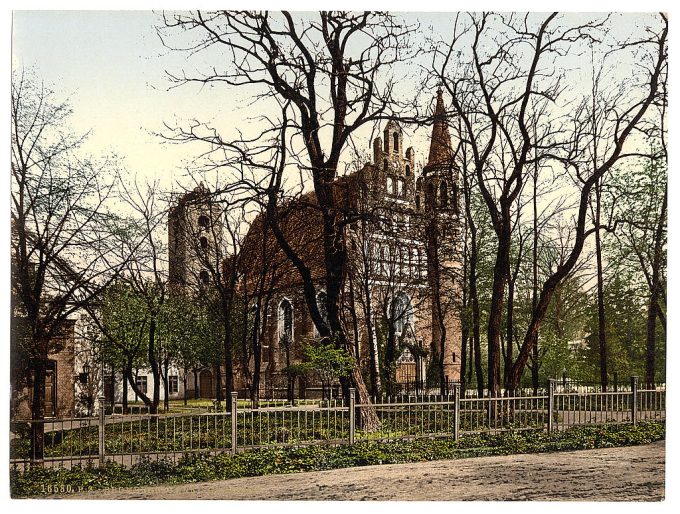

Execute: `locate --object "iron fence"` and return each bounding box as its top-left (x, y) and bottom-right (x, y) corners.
top-left (355, 394), bottom-right (458, 442)
top-left (10, 376), bottom-right (665, 470)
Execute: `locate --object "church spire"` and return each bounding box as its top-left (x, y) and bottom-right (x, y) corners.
top-left (424, 89), bottom-right (453, 174)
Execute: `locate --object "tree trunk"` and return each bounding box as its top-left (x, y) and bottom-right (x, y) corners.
top-left (148, 319), bottom-right (160, 414)
top-left (124, 362), bottom-right (155, 412)
top-left (362, 271), bottom-right (381, 397)
top-left (383, 317), bottom-right (397, 395)
top-left (162, 359), bottom-right (170, 412)
top-left (348, 272), bottom-right (361, 360)
top-left (214, 362), bottom-right (223, 404)
top-left (646, 185), bottom-right (666, 387)
top-left (250, 302), bottom-right (262, 405)
top-left (460, 240), bottom-right (469, 393)
top-left (351, 364), bottom-right (381, 431)
top-left (487, 231), bottom-right (509, 397)
top-left (30, 358), bottom-right (46, 464)
top-left (504, 277), bottom-right (515, 391)
top-left (122, 365), bottom-right (129, 414)
top-left (438, 318), bottom-right (447, 396)
top-left (463, 169), bottom-right (484, 397)
top-left (530, 164), bottom-right (540, 394)
top-left (594, 181), bottom-right (608, 391)
top-left (222, 326), bottom-right (234, 398)
top-left (183, 370), bottom-right (188, 406)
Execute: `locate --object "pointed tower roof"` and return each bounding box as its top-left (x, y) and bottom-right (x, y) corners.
top-left (424, 89), bottom-right (453, 174)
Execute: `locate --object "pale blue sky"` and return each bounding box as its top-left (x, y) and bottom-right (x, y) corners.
top-left (11, 10), bottom-right (660, 193)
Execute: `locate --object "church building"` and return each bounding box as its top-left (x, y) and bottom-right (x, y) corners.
top-left (169, 90), bottom-right (462, 398)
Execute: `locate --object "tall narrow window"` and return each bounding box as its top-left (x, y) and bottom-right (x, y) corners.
top-left (136, 375), bottom-right (148, 394)
top-left (317, 291), bottom-right (328, 325)
top-left (405, 164), bottom-right (411, 176)
top-left (200, 236), bottom-right (208, 249)
top-left (278, 298), bottom-right (294, 343)
top-left (392, 293), bottom-right (412, 336)
top-left (168, 375), bottom-right (179, 394)
top-left (198, 215), bottom-right (209, 228)
top-left (397, 178), bottom-right (404, 197)
top-left (386, 176), bottom-right (393, 195)
top-left (427, 182), bottom-right (436, 207)
top-left (439, 181), bottom-right (449, 208)
top-left (383, 158), bottom-right (388, 171)
top-left (314, 291), bottom-right (328, 336)
top-left (393, 132), bottom-right (399, 152)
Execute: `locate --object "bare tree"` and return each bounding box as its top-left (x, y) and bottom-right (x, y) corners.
top-left (158, 11), bottom-right (422, 428)
top-left (11, 71), bottom-right (135, 461)
top-left (84, 180), bottom-right (173, 414)
top-left (432, 12), bottom-right (667, 394)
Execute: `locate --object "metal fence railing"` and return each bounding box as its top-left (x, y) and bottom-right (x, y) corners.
top-left (354, 395), bottom-right (458, 443)
top-left (10, 376), bottom-right (665, 470)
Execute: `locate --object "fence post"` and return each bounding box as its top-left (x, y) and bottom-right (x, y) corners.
top-left (631, 376), bottom-right (638, 426)
top-left (231, 391), bottom-right (238, 456)
top-left (547, 379), bottom-right (555, 433)
top-left (453, 381), bottom-right (460, 441)
top-left (349, 387), bottom-right (356, 445)
top-left (98, 396), bottom-right (106, 467)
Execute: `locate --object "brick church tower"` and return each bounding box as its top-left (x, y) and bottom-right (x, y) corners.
top-left (421, 89), bottom-right (462, 385)
top-left (168, 183), bottom-right (224, 291)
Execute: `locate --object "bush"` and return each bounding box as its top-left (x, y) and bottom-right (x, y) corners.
top-left (10, 421), bottom-right (664, 498)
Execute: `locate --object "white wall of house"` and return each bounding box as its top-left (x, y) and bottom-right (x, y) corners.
top-left (115, 366), bottom-right (187, 404)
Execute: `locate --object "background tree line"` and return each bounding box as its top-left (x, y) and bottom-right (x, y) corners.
top-left (11, 12), bottom-right (667, 460)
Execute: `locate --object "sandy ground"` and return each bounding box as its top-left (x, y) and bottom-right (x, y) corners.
top-left (64, 440), bottom-right (664, 501)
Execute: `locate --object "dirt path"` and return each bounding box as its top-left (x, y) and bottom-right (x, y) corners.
top-left (67, 441), bottom-right (664, 501)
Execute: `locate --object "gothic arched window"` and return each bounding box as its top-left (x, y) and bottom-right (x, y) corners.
top-left (383, 158), bottom-right (388, 171)
top-left (427, 182), bottom-right (436, 207)
top-left (396, 178), bottom-right (404, 197)
top-left (317, 291), bottom-right (328, 325)
top-left (439, 181), bottom-right (449, 208)
top-left (393, 132), bottom-right (399, 152)
top-left (314, 291), bottom-right (328, 336)
top-left (380, 246), bottom-right (390, 275)
top-left (392, 293), bottom-right (412, 336)
top-left (415, 178), bottom-right (422, 210)
top-left (200, 236), bottom-right (208, 250)
top-left (278, 298), bottom-right (294, 343)
top-left (198, 215), bottom-right (209, 228)
top-left (405, 164), bottom-right (411, 176)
